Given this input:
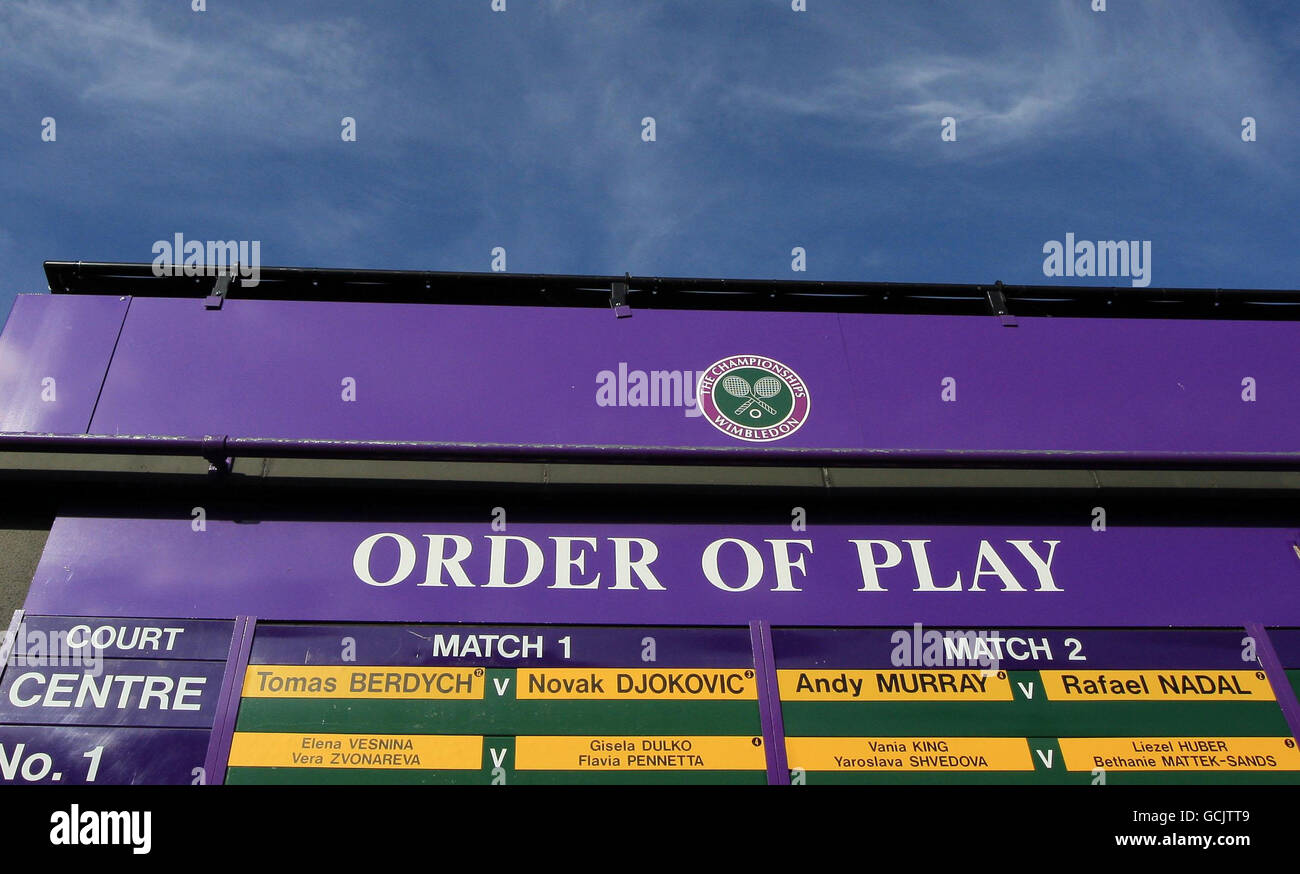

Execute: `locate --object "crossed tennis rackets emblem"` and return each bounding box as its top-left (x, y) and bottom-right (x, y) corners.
top-left (721, 374), bottom-right (782, 418)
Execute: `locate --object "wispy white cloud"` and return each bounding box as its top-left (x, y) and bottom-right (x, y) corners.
top-left (0, 0), bottom-right (388, 145)
top-left (729, 0), bottom-right (1295, 169)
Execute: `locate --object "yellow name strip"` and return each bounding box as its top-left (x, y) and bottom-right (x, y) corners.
top-left (241, 666), bottom-right (484, 699)
top-left (514, 736), bottom-right (765, 770)
top-left (778, 669), bottom-right (1012, 701)
top-left (787, 737), bottom-right (1033, 771)
top-left (1040, 670), bottom-right (1273, 701)
top-left (1059, 737), bottom-right (1300, 771)
top-left (515, 668), bottom-right (756, 700)
top-left (228, 732), bottom-right (483, 770)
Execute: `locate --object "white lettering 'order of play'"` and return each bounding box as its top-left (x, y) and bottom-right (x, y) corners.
top-left (351, 534), bottom-right (1063, 594)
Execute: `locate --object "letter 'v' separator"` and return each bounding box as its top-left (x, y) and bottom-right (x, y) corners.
top-left (1246, 623), bottom-right (1300, 745)
top-left (750, 620), bottom-right (790, 785)
top-left (204, 616), bottom-right (256, 786)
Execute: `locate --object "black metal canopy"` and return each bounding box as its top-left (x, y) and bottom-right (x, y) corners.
top-left (43, 260), bottom-right (1300, 320)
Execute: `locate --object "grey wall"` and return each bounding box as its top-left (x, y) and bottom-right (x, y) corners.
top-left (0, 514), bottom-right (51, 620)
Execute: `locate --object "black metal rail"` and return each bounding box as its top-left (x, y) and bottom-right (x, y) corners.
top-left (43, 261), bottom-right (1300, 319)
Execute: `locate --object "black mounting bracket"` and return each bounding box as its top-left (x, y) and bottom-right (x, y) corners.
top-left (984, 280), bottom-right (1017, 326)
top-left (202, 434), bottom-right (232, 474)
top-left (610, 275), bottom-right (632, 319)
top-left (205, 272), bottom-right (236, 310)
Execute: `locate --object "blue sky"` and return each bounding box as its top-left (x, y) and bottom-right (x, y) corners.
top-left (1, 0), bottom-right (1297, 321)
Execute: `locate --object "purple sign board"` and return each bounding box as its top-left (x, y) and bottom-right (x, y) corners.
top-left (2, 294), bottom-right (1299, 458)
top-left (5, 291), bottom-right (1300, 784)
top-left (25, 516), bottom-right (1300, 627)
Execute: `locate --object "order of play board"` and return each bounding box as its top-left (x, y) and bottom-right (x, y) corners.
top-left (226, 623), bottom-right (768, 784)
top-left (775, 626), bottom-right (1300, 784)
top-left (6, 618), bottom-right (1299, 785)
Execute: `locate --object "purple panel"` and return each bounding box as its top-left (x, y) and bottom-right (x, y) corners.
top-left (0, 658), bottom-right (226, 727)
top-left (750, 620), bottom-right (788, 785)
top-left (1268, 628), bottom-right (1300, 666)
top-left (65, 297), bottom-right (1300, 454)
top-left (24, 516), bottom-right (1300, 627)
top-left (89, 299), bottom-right (859, 447)
top-left (14, 616), bottom-right (233, 660)
top-left (838, 313), bottom-right (1300, 453)
top-left (203, 616), bottom-right (253, 786)
top-left (250, 623), bottom-right (754, 668)
top-left (0, 294), bottom-right (128, 433)
top-left (771, 627), bottom-right (1260, 669)
top-left (4, 294), bottom-right (1298, 455)
top-left (0, 725), bottom-right (207, 785)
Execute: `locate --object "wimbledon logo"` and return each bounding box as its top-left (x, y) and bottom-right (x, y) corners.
top-left (698, 355), bottom-right (810, 443)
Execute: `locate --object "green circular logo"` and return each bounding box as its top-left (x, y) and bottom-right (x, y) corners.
top-left (712, 367), bottom-right (795, 429)
top-left (698, 355), bottom-right (810, 442)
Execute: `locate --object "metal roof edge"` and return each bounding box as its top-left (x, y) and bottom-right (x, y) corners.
top-left (42, 261), bottom-right (1300, 319)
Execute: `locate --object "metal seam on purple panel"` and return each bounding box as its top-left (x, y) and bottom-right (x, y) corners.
top-left (8, 432), bottom-right (1300, 468)
top-left (759, 620), bottom-right (790, 782)
top-left (0, 609), bottom-right (25, 677)
top-left (1246, 623), bottom-right (1300, 743)
top-left (211, 615), bottom-right (257, 785)
top-left (200, 615), bottom-right (244, 785)
top-left (750, 620), bottom-right (789, 785)
top-left (202, 616), bottom-right (255, 786)
top-left (748, 621), bottom-right (777, 784)
top-left (84, 296), bottom-right (131, 434)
